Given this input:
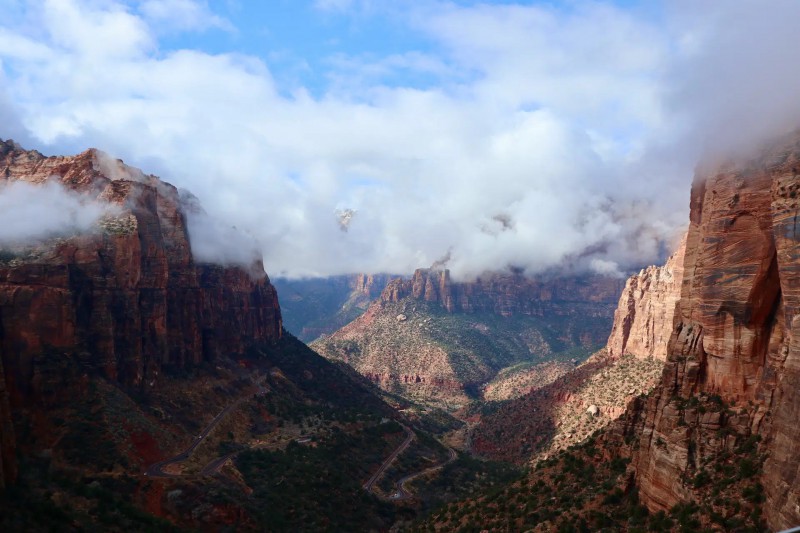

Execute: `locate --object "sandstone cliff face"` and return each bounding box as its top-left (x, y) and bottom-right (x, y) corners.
top-left (605, 235), bottom-right (686, 360)
top-left (0, 141), bottom-right (282, 486)
top-left (382, 268), bottom-right (624, 317)
top-left (632, 134), bottom-right (800, 530)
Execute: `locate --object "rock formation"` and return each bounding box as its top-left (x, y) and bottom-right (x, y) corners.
top-left (470, 244), bottom-right (689, 463)
top-left (631, 133), bottom-right (800, 530)
top-left (605, 236), bottom-right (686, 360)
top-left (313, 271), bottom-right (623, 407)
top-left (0, 140), bottom-right (282, 487)
top-left (382, 268), bottom-right (624, 316)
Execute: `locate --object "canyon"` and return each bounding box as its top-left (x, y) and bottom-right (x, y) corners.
top-left (6, 130), bottom-right (800, 530)
top-left (312, 267), bottom-right (624, 407)
top-left (0, 142), bottom-right (439, 532)
top-left (427, 133), bottom-right (800, 531)
top-left (274, 273), bottom-right (395, 342)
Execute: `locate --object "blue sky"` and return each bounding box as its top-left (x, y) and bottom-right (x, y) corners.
top-left (152, 1), bottom-right (664, 96)
top-left (1, 1), bottom-right (799, 278)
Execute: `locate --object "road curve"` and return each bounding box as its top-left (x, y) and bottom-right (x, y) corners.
top-left (390, 445), bottom-right (458, 500)
top-left (363, 424), bottom-right (415, 493)
top-left (144, 398), bottom-right (245, 478)
top-left (200, 450), bottom-right (240, 476)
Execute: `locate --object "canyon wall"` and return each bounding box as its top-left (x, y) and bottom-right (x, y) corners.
top-left (605, 235), bottom-right (685, 360)
top-left (632, 134), bottom-right (800, 530)
top-left (381, 268), bottom-right (624, 317)
top-left (0, 141), bottom-right (282, 486)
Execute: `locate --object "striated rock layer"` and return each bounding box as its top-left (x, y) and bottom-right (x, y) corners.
top-left (381, 268), bottom-right (624, 316)
top-left (606, 235), bottom-right (686, 360)
top-left (0, 140), bottom-right (282, 487)
top-left (632, 133), bottom-right (800, 530)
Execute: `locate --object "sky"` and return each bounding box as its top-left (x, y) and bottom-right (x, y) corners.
top-left (2, 0), bottom-right (800, 279)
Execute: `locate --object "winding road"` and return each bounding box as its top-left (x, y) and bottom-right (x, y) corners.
top-left (363, 423), bottom-right (415, 492)
top-left (389, 445), bottom-right (458, 500)
top-left (363, 422), bottom-right (460, 501)
top-left (144, 397), bottom-right (247, 478)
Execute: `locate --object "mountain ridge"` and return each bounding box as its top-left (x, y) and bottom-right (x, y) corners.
top-left (312, 268), bottom-right (624, 407)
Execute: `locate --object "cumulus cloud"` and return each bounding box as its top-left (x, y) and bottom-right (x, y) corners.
top-left (0, 1), bottom-right (797, 278)
top-left (0, 180), bottom-right (112, 245)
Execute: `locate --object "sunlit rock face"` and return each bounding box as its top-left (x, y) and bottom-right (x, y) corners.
top-left (632, 133), bottom-right (800, 530)
top-left (606, 234), bottom-right (686, 360)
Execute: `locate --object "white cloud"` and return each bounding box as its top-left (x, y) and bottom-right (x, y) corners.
top-left (0, 180), bottom-right (113, 245)
top-left (41, 0), bottom-right (154, 59)
top-left (1, 1), bottom-right (796, 279)
top-left (139, 0), bottom-right (233, 33)
top-left (179, 190), bottom-right (262, 267)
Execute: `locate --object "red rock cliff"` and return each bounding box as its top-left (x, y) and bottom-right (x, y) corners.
top-left (632, 134), bottom-right (800, 530)
top-left (0, 141), bottom-right (282, 486)
top-left (381, 268), bottom-right (624, 317)
top-left (605, 235), bottom-right (686, 360)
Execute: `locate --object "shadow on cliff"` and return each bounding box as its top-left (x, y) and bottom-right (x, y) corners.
top-left (471, 357), bottom-right (613, 463)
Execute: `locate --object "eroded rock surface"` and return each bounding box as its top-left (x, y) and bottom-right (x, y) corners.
top-left (631, 134), bottom-right (800, 530)
top-left (381, 268), bottom-right (623, 316)
top-left (0, 140), bottom-right (282, 486)
top-left (606, 235), bottom-right (686, 360)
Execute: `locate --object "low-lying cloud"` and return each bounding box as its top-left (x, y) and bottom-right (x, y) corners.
top-left (179, 190), bottom-right (262, 267)
top-left (0, 180), bottom-right (112, 245)
top-left (1, 1), bottom-right (799, 279)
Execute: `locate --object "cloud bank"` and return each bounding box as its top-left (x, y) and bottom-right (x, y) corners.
top-left (1, 1), bottom-right (799, 279)
top-left (0, 180), bottom-right (112, 245)
top-left (179, 190), bottom-right (263, 268)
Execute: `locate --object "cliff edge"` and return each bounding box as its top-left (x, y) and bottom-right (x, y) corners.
top-left (0, 141), bottom-right (282, 487)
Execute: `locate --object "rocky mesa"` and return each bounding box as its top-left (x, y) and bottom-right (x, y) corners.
top-left (0, 140), bottom-right (282, 487)
top-left (381, 267), bottom-right (624, 315)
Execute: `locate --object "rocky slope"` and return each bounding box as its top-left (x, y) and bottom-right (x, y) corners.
top-left (464, 238), bottom-right (686, 461)
top-left (481, 360), bottom-right (575, 402)
top-left (274, 273), bottom-right (395, 342)
top-left (471, 351), bottom-right (663, 463)
top-left (312, 270), bottom-right (623, 407)
top-left (630, 133), bottom-right (800, 530)
top-left (482, 238), bottom-right (686, 405)
top-left (0, 139), bottom-right (282, 488)
top-left (425, 393), bottom-right (769, 531)
top-left (606, 234), bottom-right (686, 360)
